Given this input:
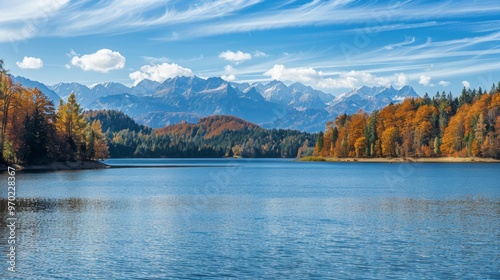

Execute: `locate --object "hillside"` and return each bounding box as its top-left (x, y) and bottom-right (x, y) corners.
top-left (86, 111), bottom-right (316, 158)
top-left (156, 115), bottom-right (261, 139)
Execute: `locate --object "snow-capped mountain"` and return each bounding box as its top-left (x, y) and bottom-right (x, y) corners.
top-left (130, 79), bottom-right (161, 96)
top-left (50, 82), bottom-right (94, 105)
top-left (89, 82), bottom-right (130, 97)
top-left (261, 80), bottom-right (294, 106)
top-left (12, 75), bottom-right (421, 132)
top-left (327, 85), bottom-right (419, 116)
top-left (50, 81), bottom-right (132, 106)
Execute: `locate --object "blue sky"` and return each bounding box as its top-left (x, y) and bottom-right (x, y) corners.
top-left (1, 0), bottom-right (500, 96)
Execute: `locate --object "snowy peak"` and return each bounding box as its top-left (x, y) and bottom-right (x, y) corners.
top-left (89, 82), bottom-right (130, 96)
top-left (397, 85), bottom-right (419, 98)
top-left (242, 87), bottom-right (265, 101)
top-left (131, 79), bottom-right (161, 96)
top-left (328, 85), bottom-right (420, 116)
top-left (262, 80), bottom-right (293, 105)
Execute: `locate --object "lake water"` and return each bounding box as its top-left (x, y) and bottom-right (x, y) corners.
top-left (1, 158), bottom-right (500, 279)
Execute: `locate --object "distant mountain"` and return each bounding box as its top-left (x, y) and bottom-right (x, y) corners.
top-left (327, 85), bottom-right (419, 116)
top-left (89, 82), bottom-right (130, 97)
top-left (261, 80), bottom-right (294, 106)
top-left (50, 82), bottom-right (94, 105)
top-left (51, 81), bottom-right (131, 106)
top-left (13, 75), bottom-right (421, 132)
top-left (130, 79), bottom-right (161, 96)
top-left (11, 76), bottom-right (60, 104)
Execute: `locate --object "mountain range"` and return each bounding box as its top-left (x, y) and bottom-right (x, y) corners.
top-left (11, 75), bottom-right (419, 132)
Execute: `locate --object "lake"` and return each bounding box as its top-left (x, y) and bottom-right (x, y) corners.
top-left (1, 158), bottom-right (500, 279)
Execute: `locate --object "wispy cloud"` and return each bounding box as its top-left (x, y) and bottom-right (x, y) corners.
top-left (384, 37), bottom-right (415, 50)
top-left (0, 0), bottom-right (68, 42)
top-left (3, 0), bottom-right (500, 42)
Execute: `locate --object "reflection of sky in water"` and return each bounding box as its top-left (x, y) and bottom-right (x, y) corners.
top-left (0, 159), bottom-right (499, 279)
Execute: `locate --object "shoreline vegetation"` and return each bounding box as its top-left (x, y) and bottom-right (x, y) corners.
top-left (300, 156), bottom-right (500, 163)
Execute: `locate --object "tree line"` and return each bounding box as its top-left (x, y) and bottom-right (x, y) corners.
top-left (314, 84), bottom-right (500, 159)
top-left (0, 67), bottom-right (108, 164)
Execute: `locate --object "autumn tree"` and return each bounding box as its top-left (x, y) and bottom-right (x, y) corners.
top-left (381, 126), bottom-right (399, 157)
top-left (85, 120), bottom-right (109, 160)
top-left (20, 89), bottom-right (56, 164)
top-left (354, 137), bottom-right (367, 158)
top-left (56, 93), bottom-right (87, 160)
top-left (0, 74), bottom-right (21, 162)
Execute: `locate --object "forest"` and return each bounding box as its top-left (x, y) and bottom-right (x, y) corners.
top-left (0, 61), bottom-right (108, 165)
top-left (314, 83), bottom-right (500, 159)
top-left (85, 111), bottom-right (317, 158)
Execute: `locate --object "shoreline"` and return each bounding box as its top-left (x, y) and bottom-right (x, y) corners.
top-left (299, 156), bottom-right (500, 163)
top-left (9, 160), bottom-right (110, 171)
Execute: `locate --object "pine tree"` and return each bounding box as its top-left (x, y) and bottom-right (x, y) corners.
top-left (20, 89), bottom-right (55, 164)
top-left (313, 131), bottom-right (324, 156)
top-left (0, 59), bottom-right (6, 75)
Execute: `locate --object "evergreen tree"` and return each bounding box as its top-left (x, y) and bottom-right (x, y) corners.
top-left (0, 59), bottom-right (6, 75)
top-left (20, 89), bottom-right (55, 164)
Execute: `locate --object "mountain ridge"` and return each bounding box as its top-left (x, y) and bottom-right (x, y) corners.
top-left (13, 75), bottom-right (420, 132)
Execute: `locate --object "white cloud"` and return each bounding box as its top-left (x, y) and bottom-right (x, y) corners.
top-left (224, 65), bottom-right (237, 74)
top-left (419, 75), bottom-right (434, 87)
top-left (129, 63), bottom-right (193, 85)
top-left (221, 74), bottom-right (236, 82)
top-left (254, 50), bottom-right (268, 57)
top-left (71, 49), bottom-right (125, 73)
top-left (264, 64), bottom-right (322, 84)
top-left (16, 56), bottom-right (43, 69)
top-left (462, 80), bottom-right (470, 88)
top-left (438, 80), bottom-right (450, 87)
top-left (64, 64), bottom-right (71, 69)
top-left (221, 64), bottom-right (238, 81)
top-left (395, 72), bottom-right (408, 88)
top-left (218, 50), bottom-right (252, 64)
top-left (264, 64), bottom-right (390, 89)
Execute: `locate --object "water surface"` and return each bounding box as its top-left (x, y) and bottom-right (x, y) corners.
top-left (1, 159), bottom-right (499, 279)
